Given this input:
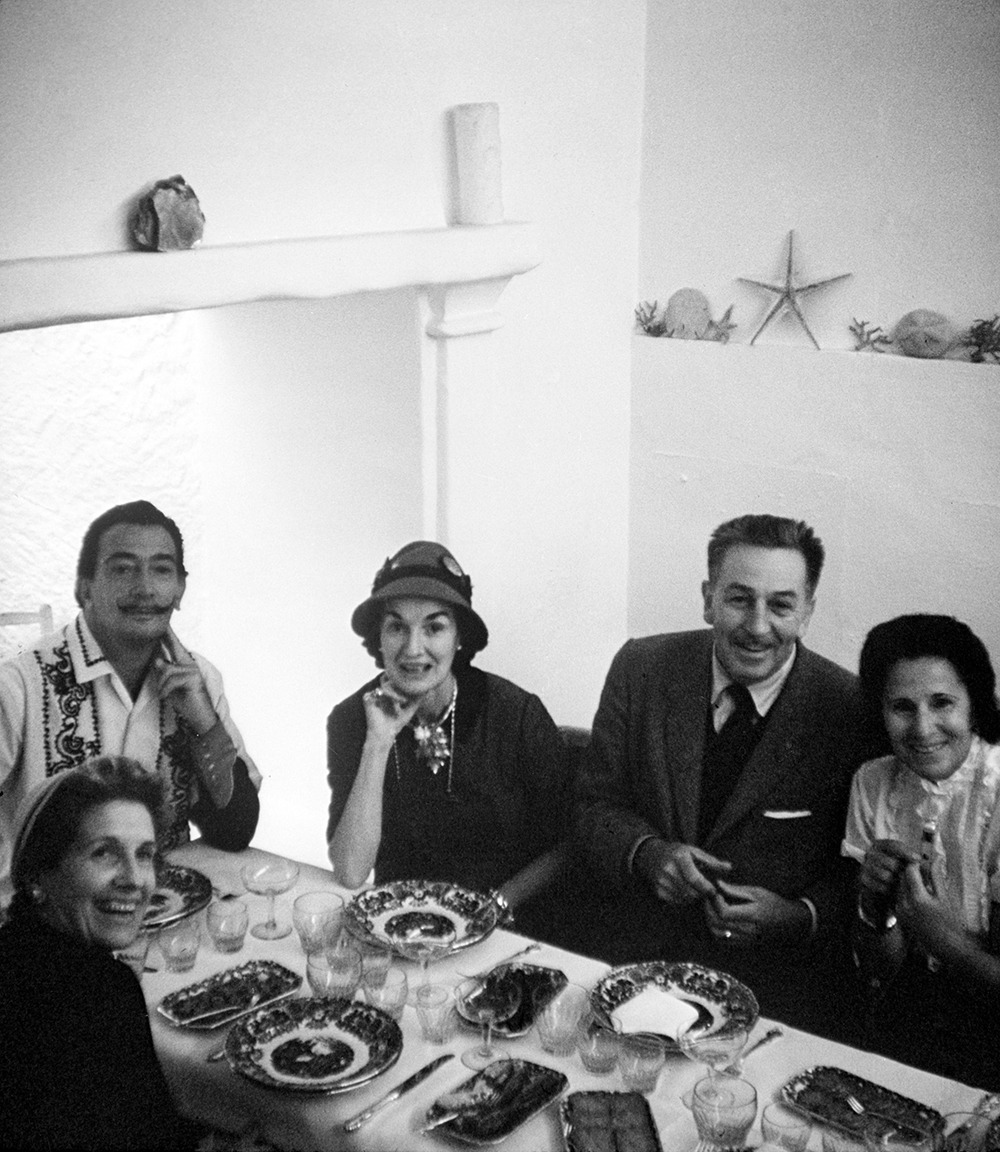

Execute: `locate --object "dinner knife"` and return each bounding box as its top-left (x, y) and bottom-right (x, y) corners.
top-left (342, 1054), bottom-right (454, 1132)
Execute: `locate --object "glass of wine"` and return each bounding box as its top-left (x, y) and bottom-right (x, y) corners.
top-left (455, 975), bottom-right (522, 1069)
top-left (241, 858), bottom-right (300, 940)
top-left (678, 1024), bottom-right (749, 1081)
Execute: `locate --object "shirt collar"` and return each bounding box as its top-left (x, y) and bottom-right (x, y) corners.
top-left (711, 643), bottom-right (797, 717)
top-left (68, 613), bottom-right (115, 684)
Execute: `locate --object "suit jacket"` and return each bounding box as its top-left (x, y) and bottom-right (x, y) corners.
top-left (572, 629), bottom-right (865, 1036)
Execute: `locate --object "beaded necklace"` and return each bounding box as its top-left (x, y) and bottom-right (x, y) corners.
top-left (392, 679), bottom-right (457, 795)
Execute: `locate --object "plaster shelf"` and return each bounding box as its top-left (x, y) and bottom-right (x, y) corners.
top-left (0, 221), bottom-right (541, 334)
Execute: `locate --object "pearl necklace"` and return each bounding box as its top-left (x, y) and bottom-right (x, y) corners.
top-left (392, 680), bottom-right (457, 795)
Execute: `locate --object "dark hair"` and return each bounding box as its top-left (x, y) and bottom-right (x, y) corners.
top-left (360, 602), bottom-right (477, 673)
top-left (707, 514), bottom-right (825, 596)
top-left (9, 757), bottom-right (165, 922)
top-left (859, 614), bottom-right (1000, 745)
top-left (76, 500), bottom-right (187, 593)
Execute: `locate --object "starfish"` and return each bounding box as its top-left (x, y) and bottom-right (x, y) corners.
top-left (738, 231), bottom-right (851, 350)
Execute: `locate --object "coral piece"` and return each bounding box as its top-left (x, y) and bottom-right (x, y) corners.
top-left (966, 315), bottom-right (1000, 364)
top-left (849, 318), bottom-right (892, 353)
top-left (131, 175), bottom-right (205, 252)
top-left (893, 309), bottom-right (958, 359)
top-left (663, 289), bottom-right (712, 339)
top-left (738, 231), bottom-right (851, 350)
top-left (705, 305), bottom-right (736, 344)
top-left (635, 301), bottom-right (668, 336)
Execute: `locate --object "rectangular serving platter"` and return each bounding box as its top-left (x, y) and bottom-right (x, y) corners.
top-left (425, 1058), bottom-right (568, 1145)
top-left (157, 959), bottom-right (301, 1030)
top-left (561, 1090), bottom-right (665, 1152)
top-left (782, 1066), bottom-right (944, 1141)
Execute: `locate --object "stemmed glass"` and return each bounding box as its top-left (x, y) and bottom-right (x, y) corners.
top-left (678, 1024), bottom-right (749, 1080)
top-left (455, 975), bottom-right (522, 1069)
top-left (241, 858), bottom-right (300, 940)
top-left (397, 924), bottom-right (456, 1000)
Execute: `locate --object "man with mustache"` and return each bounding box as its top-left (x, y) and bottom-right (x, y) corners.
top-left (0, 501), bottom-right (260, 905)
top-left (574, 514), bottom-right (864, 1038)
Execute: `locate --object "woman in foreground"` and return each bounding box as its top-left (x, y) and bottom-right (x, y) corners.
top-left (843, 614), bottom-right (1000, 1088)
top-left (0, 756), bottom-right (200, 1150)
top-left (326, 541), bottom-right (570, 932)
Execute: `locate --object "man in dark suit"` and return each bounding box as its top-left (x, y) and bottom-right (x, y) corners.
top-left (574, 514), bottom-right (864, 1038)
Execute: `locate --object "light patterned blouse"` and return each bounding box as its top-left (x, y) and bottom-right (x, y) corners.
top-left (842, 736), bottom-right (1000, 937)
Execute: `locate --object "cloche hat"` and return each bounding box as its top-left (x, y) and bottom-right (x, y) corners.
top-left (350, 541), bottom-right (489, 655)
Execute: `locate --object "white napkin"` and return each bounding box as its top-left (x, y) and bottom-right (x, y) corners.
top-left (612, 986), bottom-right (700, 1040)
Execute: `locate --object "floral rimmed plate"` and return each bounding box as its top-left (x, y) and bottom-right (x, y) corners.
top-left (425, 1058), bottom-right (568, 1145)
top-left (225, 997), bottom-right (402, 1093)
top-left (590, 961), bottom-right (758, 1050)
top-left (144, 863), bottom-right (212, 930)
top-left (157, 960), bottom-right (301, 1030)
top-left (781, 1067), bottom-right (943, 1142)
top-left (344, 879), bottom-right (498, 957)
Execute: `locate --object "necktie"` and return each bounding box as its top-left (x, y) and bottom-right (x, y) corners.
top-left (698, 684), bottom-right (759, 839)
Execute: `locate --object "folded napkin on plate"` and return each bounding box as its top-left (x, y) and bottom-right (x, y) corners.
top-left (612, 986), bottom-right (700, 1039)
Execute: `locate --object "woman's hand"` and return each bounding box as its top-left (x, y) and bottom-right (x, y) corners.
top-left (859, 838), bottom-right (913, 918)
top-left (895, 861), bottom-right (963, 955)
top-left (362, 677), bottom-right (420, 745)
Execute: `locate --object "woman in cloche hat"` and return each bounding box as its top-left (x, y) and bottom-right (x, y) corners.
top-left (326, 542), bottom-right (571, 929)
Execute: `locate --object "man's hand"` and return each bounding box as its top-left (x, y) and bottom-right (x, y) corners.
top-left (634, 839), bottom-right (732, 904)
top-left (152, 628), bottom-right (218, 735)
top-left (706, 880), bottom-right (811, 945)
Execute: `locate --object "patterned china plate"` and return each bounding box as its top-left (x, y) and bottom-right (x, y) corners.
top-left (157, 960), bottom-right (301, 1030)
top-left (225, 997), bottom-right (403, 1093)
top-left (144, 863), bottom-right (212, 930)
top-left (344, 879), bottom-right (498, 957)
top-left (590, 961), bottom-right (758, 1050)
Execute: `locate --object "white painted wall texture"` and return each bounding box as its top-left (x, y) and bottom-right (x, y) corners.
top-left (630, 0), bottom-right (1000, 675)
top-left (0, 1), bottom-right (644, 864)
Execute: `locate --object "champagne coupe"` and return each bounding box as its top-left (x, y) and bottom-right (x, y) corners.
top-left (241, 858), bottom-right (300, 940)
top-left (456, 975), bottom-right (522, 1069)
top-left (679, 1024), bottom-right (749, 1080)
top-left (397, 924), bottom-right (456, 1000)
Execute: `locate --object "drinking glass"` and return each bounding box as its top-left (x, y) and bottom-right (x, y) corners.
top-left (455, 975), bottom-right (522, 1069)
top-left (157, 917), bottom-right (201, 973)
top-left (363, 965), bottom-right (409, 1020)
top-left (618, 1032), bottom-right (667, 1093)
top-left (206, 899), bottom-right (249, 953)
top-left (358, 942), bottom-right (393, 989)
top-left (241, 858), bottom-right (300, 940)
top-left (678, 1024), bottom-right (749, 1080)
top-left (535, 984), bottom-right (589, 1057)
top-left (292, 891), bottom-right (344, 955)
top-left (397, 924), bottom-right (456, 1001)
top-left (415, 983), bottom-right (456, 1043)
top-left (114, 929), bottom-right (153, 977)
top-left (576, 1011), bottom-right (620, 1074)
top-left (691, 1076), bottom-right (757, 1152)
top-left (307, 944), bottom-right (363, 1000)
top-left (761, 1102), bottom-right (811, 1151)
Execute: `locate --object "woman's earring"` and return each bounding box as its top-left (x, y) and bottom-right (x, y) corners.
top-left (30, 885), bottom-right (45, 905)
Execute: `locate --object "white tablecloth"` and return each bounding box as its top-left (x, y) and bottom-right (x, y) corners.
top-left (143, 843), bottom-right (985, 1152)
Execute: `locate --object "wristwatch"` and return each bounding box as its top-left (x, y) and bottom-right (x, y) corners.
top-left (857, 895), bottom-right (897, 933)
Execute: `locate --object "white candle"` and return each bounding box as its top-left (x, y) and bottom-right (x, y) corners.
top-left (451, 103), bottom-right (503, 225)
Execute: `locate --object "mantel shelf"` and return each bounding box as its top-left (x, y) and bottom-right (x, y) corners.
top-left (0, 221), bottom-right (541, 334)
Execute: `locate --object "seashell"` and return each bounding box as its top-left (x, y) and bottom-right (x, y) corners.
top-left (131, 175), bottom-right (205, 252)
top-left (892, 309), bottom-right (958, 359)
top-left (663, 288), bottom-right (712, 340)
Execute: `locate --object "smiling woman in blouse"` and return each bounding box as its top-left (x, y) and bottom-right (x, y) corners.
top-left (326, 541), bottom-right (571, 932)
top-left (843, 613), bottom-right (1000, 1089)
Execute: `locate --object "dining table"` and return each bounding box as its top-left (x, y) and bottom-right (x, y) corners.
top-left (144, 842), bottom-right (988, 1152)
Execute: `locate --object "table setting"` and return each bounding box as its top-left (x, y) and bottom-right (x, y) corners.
top-left (140, 842), bottom-right (994, 1152)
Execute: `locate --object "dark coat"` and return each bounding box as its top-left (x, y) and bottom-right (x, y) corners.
top-left (572, 629), bottom-right (865, 1038)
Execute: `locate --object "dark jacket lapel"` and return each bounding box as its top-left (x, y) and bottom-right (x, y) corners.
top-left (657, 631), bottom-right (713, 844)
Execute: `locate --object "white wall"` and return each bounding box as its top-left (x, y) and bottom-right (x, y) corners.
top-left (630, 0), bottom-right (1000, 673)
top-left (0, 1), bottom-right (645, 864)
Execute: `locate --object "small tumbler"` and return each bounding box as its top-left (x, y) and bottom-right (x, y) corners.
top-left (158, 917), bottom-right (201, 973)
top-left (206, 900), bottom-right (249, 953)
top-left (415, 983), bottom-right (456, 1043)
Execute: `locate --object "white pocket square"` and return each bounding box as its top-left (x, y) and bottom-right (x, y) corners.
top-left (763, 809), bottom-right (812, 819)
